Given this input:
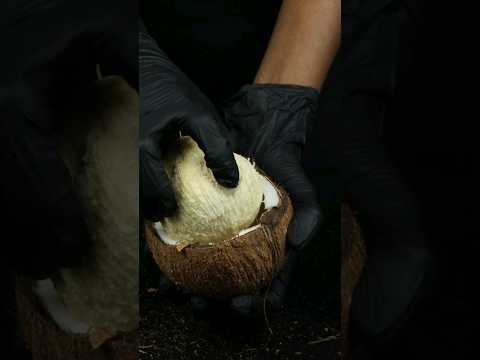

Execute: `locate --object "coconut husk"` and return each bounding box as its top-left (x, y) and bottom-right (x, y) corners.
top-left (146, 186), bottom-right (293, 299)
top-left (15, 277), bottom-right (137, 360)
top-left (340, 204), bottom-right (367, 359)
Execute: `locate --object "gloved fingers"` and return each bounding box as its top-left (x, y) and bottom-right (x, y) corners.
top-left (190, 295), bottom-right (211, 313)
top-left (139, 134), bottom-right (177, 221)
top-left (266, 285), bottom-right (284, 311)
top-left (259, 151), bottom-right (323, 250)
top-left (286, 205), bottom-right (323, 250)
top-left (180, 114), bottom-right (239, 188)
top-left (267, 249), bottom-right (299, 309)
top-left (157, 272), bottom-right (175, 294)
top-left (229, 294), bottom-right (262, 319)
top-left (0, 116), bottom-right (91, 272)
top-left (229, 288), bottom-right (285, 319)
top-left (267, 260), bottom-right (293, 311)
top-left (229, 251), bottom-right (299, 317)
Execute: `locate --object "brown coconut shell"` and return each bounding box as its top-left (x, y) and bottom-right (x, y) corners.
top-left (146, 185), bottom-right (293, 299)
top-left (15, 277), bottom-right (137, 360)
top-left (340, 204), bottom-right (367, 359)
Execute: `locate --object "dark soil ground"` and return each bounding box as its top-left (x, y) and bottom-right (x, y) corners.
top-left (139, 287), bottom-right (341, 360)
top-left (139, 195), bottom-right (342, 360)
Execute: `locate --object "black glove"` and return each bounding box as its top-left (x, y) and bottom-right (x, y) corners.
top-left (222, 84), bottom-right (323, 315)
top-left (139, 20), bottom-right (239, 221)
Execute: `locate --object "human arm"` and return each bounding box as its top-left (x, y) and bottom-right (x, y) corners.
top-left (223, 0), bottom-right (340, 314)
top-left (254, 0), bottom-right (340, 89)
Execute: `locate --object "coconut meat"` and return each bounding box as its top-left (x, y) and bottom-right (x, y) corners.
top-left (154, 174), bottom-right (280, 245)
top-left (53, 77), bottom-right (139, 340)
top-left (32, 279), bottom-right (90, 334)
top-left (260, 175), bottom-right (280, 210)
top-left (160, 137), bottom-right (266, 246)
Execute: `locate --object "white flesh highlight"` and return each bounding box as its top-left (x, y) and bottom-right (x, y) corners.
top-left (32, 279), bottom-right (90, 335)
top-left (260, 175), bottom-right (280, 210)
top-left (153, 223), bottom-right (177, 245)
top-left (155, 175), bottom-right (280, 245)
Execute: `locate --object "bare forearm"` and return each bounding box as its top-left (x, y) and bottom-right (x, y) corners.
top-left (254, 0), bottom-right (340, 90)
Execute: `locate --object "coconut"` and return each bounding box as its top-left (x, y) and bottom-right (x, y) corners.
top-left (55, 75), bottom-right (139, 342)
top-left (159, 137), bottom-right (265, 246)
top-left (146, 136), bottom-right (293, 299)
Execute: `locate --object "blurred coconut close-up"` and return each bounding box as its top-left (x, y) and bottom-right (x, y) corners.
top-left (16, 75), bottom-right (138, 360)
top-left (146, 136), bottom-right (293, 299)
top-left (142, 136), bottom-right (365, 359)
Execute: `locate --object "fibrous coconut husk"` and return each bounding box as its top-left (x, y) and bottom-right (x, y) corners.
top-left (15, 277), bottom-right (137, 360)
top-left (340, 204), bottom-right (367, 359)
top-left (146, 186), bottom-right (293, 299)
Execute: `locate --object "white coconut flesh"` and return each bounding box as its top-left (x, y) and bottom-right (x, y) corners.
top-left (153, 136), bottom-right (280, 246)
top-left (32, 279), bottom-right (90, 335)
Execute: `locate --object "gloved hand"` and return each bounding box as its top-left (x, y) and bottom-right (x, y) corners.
top-left (0, 106), bottom-right (92, 278)
top-left (139, 21), bottom-right (239, 221)
top-left (221, 84), bottom-right (324, 316)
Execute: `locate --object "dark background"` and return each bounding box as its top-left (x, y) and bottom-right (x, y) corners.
top-left (381, 1), bottom-right (476, 359)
